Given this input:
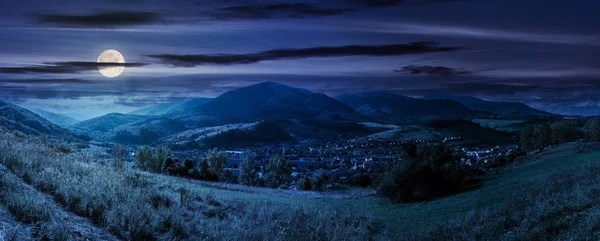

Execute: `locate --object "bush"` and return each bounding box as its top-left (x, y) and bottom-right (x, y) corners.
top-left (297, 177), bottom-right (313, 191)
top-left (377, 141), bottom-right (467, 203)
top-left (56, 143), bottom-right (72, 154)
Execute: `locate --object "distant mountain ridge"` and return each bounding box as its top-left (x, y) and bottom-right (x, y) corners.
top-left (197, 81), bottom-right (362, 122)
top-left (70, 113), bottom-right (189, 144)
top-left (336, 92), bottom-right (483, 123)
top-left (68, 82), bottom-right (365, 145)
top-left (25, 107), bottom-right (79, 127)
top-left (129, 98), bottom-right (212, 116)
top-left (0, 101), bottom-right (83, 141)
top-left (423, 95), bottom-right (554, 116)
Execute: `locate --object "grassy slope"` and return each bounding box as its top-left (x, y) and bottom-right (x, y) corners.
top-left (152, 142), bottom-right (600, 238)
top-left (3, 125), bottom-right (600, 239)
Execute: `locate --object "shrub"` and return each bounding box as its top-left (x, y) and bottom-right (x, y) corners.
top-left (377, 141), bottom-right (467, 203)
top-left (56, 143), bottom-right (72, 154)
top-left (297, 177), bottom-right (313, 191)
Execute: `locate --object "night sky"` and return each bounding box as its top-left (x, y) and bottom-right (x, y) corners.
top-left (1, 0), bottom-right (599, 119)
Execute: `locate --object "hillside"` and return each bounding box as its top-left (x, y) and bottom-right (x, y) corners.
top-left (423, 95), bottom-right (554, 116)
top-left (197, 81), bottom-right (362, 122)
top-left (70, 113), bottom-right (188, 144)
top-left (337, 92), bottom-right (483, 123)
top-left (0, 101), bottom-right (83, 141)
top-left (24, 107), bottom-right (79, 127)
top-left (130, 97), bottom-right (212, 116)
top-left (3, 125), bottom-right (600, 240)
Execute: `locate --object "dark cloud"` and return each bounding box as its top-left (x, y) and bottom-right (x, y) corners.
top-left (0, 62), bottom-right (147, 74)
top-left (35, 11), bottom-right (160, 27)
top-left (208, 1), bottom-right (468, 20)
top-left (149, 42), bottom-right (462, 66)
top-left (210, 3), bottom-right (351, 20)
top-left (340, 0), bottom-right (476, 7)
top-left (396, 65), bottom-right (471, 76)
top-left (0, 78), bottom-right (95, 84)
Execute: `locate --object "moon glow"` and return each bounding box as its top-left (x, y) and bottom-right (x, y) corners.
top-left (97, 50), bottom-right (125, 78)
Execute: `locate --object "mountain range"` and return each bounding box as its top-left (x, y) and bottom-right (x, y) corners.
top-left (129, 98), bottom-right (212, 116)
top-left (0, 82), bottom-right (554, 147)
top-left (423, 95), bottom-right (554, 116)
top-left (0, 101), bottom-right (83, 141)
top-left (196, 81), bottom-right (362, 122)
top-left (25, 107), bottom-right (79, 127)
top-left (336, 92), bottom-right (483, 123)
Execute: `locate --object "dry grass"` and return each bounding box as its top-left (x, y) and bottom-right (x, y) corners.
top-left (0, 133), bottom-right (382, 241)
top-left (0, 166), bottom-right (71, 240)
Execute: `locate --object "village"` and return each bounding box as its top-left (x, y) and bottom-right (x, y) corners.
top-left (161, 134), bottom-right (520, 189)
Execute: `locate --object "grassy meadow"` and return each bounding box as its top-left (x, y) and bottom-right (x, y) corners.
top-left (2, 129), bottom-right (600, 240)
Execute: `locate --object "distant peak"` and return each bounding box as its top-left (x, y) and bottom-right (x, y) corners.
top-left (247, 81), bottom-right (312, 94)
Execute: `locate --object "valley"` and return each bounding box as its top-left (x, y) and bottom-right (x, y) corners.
top-left (0, 81), bottom-right (596, 240)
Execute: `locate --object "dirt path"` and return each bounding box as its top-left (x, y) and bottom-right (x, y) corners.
top-left (0, 164), bottom-right (121, 241)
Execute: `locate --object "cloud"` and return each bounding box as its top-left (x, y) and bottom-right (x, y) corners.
top-left (0, 62), bottom-right (147, 74)
top-left (210, 3), bottom-right (351, 20)
top-left (148, 41), bottom-right (462, 66)
top-left (396, 65), bottom-right (471, 76)
top-left (35, 11), bottom-right (160, 27)
top-left (0, 78), bottom-right (95, 84)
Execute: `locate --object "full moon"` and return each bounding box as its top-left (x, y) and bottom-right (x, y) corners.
top-left (97, 50), bottom-right (125, 78)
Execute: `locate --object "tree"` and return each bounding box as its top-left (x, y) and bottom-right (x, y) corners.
top-left (136, 145), bottom-right (171, 173)
top-left (239, 155), bottom-right (257, 186)
top-left (584, 119), bottom-right (600, 141)
top-left (377, 141), bottom-right (466, 203)
top-left (551, 120), bottom-right (578, 144)
top-left (520, 125), bottom-right (535, 152)
top-left (112, 144), bottom-right (127, 170)
top-left (205, 149), bottom-right (227, 176)
top-left (136, 146), bottom-right (153, 171)
top-left (112, 144), bottom-right (126, 160)
top-left (154, 146), bottom-right (171, 172)
top-left (264, 155), bottom-right (292, 188)
top-left (534, 123), bottom-right (553, 150)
